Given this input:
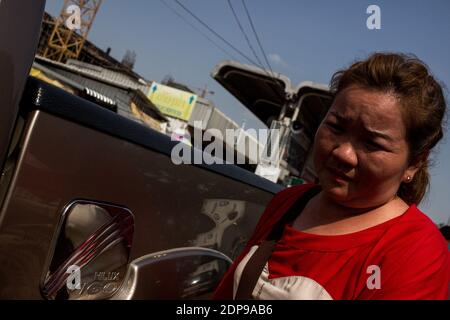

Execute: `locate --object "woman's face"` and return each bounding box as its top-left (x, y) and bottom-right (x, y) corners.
top-left (314, 85), bottom-right (418, 208)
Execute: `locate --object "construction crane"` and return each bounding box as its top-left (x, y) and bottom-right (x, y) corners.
top-left (43, 0), bottom-right (102, 62)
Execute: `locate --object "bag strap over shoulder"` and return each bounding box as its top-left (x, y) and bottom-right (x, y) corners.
top-left (234, 185), bottom-right (321, 300)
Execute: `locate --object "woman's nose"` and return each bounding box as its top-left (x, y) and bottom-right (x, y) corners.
top-left (331, 141), bottom-right (358, 169)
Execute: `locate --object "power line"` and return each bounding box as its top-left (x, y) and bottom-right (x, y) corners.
top-left (241, 0), bottom-right (275, 78)
top-left (170, 0), bottom-right (286, 102)
top-left (227, 0), bottom-right (264, 70)
top-left (173, 0), bottom-right (261, 67)
top-left (159, 0), bottom-right (238, 60)
top-left (228, 1), bottom-right (285, 100)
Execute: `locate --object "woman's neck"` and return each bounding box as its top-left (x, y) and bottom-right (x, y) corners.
top-left (318, 192), bottom-right (398, 219)
top-left (292, 191), bottom-right (409, 235)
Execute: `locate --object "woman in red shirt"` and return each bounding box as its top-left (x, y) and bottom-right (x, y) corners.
top-left (213, 53), bottom-right (450, 300)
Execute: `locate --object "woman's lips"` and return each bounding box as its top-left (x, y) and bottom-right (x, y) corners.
top-left (326, 167), bottom-right (353, 182)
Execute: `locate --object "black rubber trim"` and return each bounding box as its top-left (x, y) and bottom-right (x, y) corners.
top-left (20, 77), bottom-right (283, 194)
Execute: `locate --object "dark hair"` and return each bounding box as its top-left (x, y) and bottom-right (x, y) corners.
top-left (329, 53), bottom-right (447, 205)
top-left (440, 225), bottom-right (450, 240)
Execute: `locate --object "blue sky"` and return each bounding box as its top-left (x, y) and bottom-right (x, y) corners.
top-left (45, 0), bottom-right (450, 225)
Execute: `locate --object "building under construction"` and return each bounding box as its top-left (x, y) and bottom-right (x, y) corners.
top-left (37, 10), bottom-right (142, 81)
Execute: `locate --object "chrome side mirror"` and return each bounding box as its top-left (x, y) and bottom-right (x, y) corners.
top-left (41, 200), bottom-right (134, 300)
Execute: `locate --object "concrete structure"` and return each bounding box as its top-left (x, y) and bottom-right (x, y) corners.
top-left (32, 56), bottom-right (167, 133)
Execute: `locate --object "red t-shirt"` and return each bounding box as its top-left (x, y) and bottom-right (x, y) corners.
top-left (213, 184), bottom-right (450, 300)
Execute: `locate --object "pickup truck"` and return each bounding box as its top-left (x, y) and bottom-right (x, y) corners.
top-left (0, 0), bottom-right (284, 300)
top-left (0, 0), bottom-right (332, 300)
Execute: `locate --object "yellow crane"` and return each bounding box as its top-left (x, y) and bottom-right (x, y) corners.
top-left (43, 0), bottom-right (102, 62)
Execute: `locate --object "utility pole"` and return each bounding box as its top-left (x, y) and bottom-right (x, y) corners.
top-left (199, 84), bottom-right (214, 98)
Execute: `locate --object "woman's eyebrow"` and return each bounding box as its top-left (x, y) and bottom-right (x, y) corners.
top-left (329, 111), bottom-right (394, 142)
top-left (329, 111), bottom-right (346, 122)
top-left (365, 128), bottom-right (394, 142)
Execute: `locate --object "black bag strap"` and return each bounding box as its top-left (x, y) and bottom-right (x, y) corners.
top-left (235, 185), bottom-right (321, 300)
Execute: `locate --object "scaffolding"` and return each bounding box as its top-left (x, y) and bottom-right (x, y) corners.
top-left (43, 0), bottom-right (102, 62)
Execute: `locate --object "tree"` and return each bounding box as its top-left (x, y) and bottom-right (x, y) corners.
top-left (162, 74), bottom-right (175, 85)
top-left (121, 50), bottom-right (137, 70)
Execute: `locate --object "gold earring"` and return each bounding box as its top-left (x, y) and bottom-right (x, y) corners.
top-left (406, 176), bottom-right (411, 182)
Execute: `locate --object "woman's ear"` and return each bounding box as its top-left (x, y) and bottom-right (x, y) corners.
top-left (403, 166), bottom-right (419, 183)
top-left (403, 151), bottom-right (429, 183)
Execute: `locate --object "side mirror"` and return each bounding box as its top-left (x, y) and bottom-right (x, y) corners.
top-left (113, 247), bottom-right (232, 300)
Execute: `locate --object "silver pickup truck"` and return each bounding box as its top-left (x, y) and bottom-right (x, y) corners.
top-left (0, 0), bottom-right (283, 300)
top-left (0, 0), bottom-right (331, 300)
